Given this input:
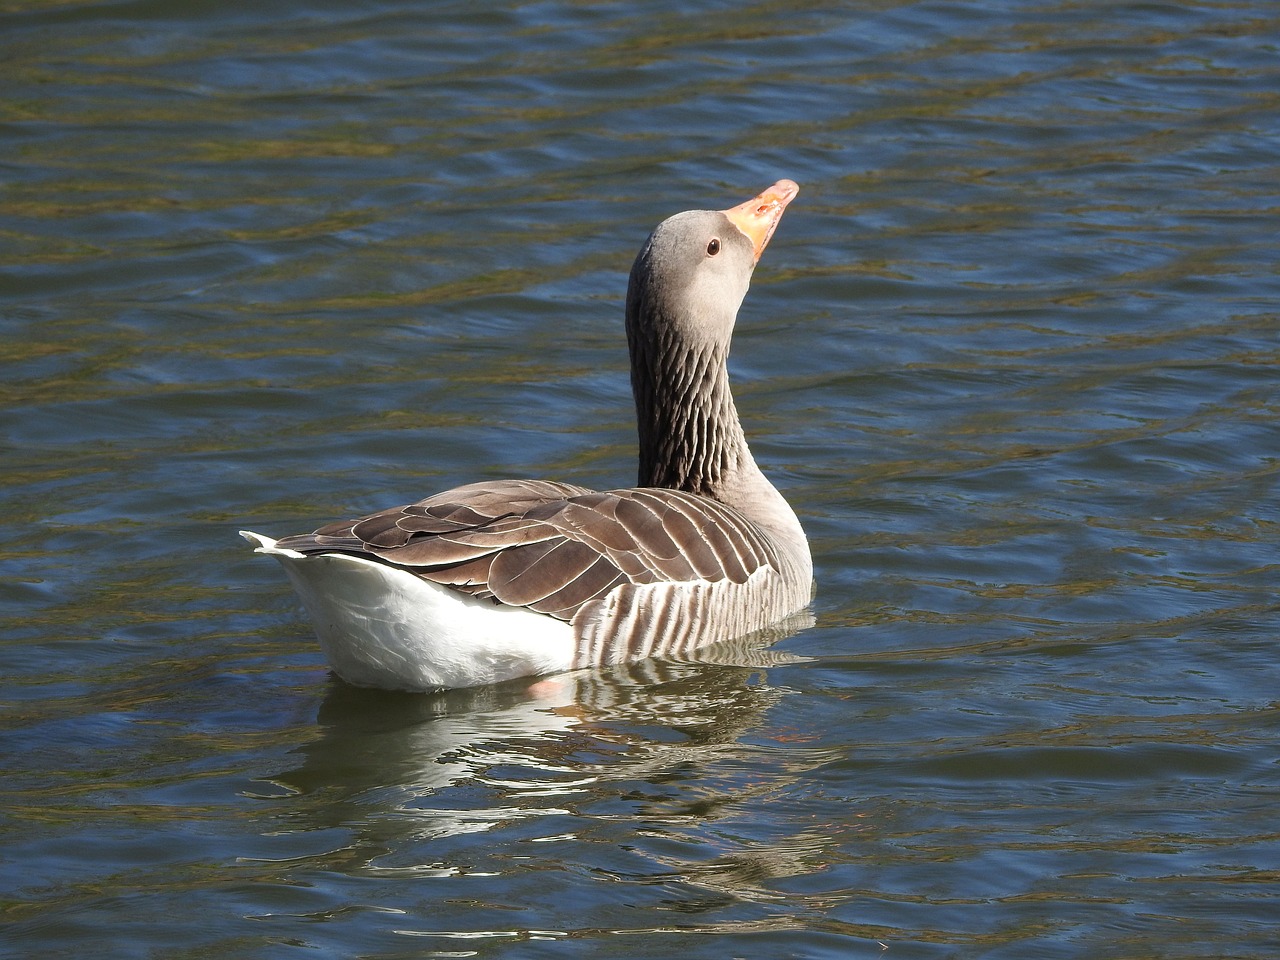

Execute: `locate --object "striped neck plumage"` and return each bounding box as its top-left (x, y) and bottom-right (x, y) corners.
top-left (628, 316), bottom-right (751, 498)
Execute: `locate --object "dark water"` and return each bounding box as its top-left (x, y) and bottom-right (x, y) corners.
top-left (2, 1), bottom-right (1278, 956)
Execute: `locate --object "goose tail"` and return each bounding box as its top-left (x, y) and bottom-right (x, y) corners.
top-left (239, 530), bottom-right (307, 559)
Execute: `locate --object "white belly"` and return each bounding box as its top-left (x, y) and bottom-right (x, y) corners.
top-left (242, 531), bottom-right (576, 692)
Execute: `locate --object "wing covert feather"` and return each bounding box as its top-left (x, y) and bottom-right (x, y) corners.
top-left (276, 480), bottom-right (782, 622)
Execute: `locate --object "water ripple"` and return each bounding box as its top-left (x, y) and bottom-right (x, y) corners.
top-left (3, 0), bottom-right (1279, 957)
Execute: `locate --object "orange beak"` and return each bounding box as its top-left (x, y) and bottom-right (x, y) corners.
top-left (722, 179), bottom-right (800, 263)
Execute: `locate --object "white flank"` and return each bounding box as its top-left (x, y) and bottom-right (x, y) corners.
top-left (240, 531), bottom-right (575, 692)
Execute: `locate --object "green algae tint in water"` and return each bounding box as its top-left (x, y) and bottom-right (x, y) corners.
top-left (1, 1), bottom-right (1278, 958)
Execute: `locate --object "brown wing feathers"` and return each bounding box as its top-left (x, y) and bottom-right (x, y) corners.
top-left (275, 478), bottom-right (781, 623)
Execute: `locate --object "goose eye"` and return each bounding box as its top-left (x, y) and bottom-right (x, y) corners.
top-left (706, 238), bottom-right (721, 256)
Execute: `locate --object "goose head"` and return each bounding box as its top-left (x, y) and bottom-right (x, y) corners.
top-left (625, 179), bottom-right (799, 349)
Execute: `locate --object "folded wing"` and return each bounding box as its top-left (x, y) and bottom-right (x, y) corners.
top-left (275, 479), bottom-right (781, 622)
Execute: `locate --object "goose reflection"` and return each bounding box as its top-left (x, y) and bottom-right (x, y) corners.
top-left (256, 612), bottom-right (814, 847)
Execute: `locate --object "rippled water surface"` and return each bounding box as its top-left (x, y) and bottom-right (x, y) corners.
top-left (2, 1), bottom-right (1278, 957)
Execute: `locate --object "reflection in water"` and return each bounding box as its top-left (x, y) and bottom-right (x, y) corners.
top-left (252, 612), bottom-right (843, 918)
top-left (266, 613), bottom-right (812, 816)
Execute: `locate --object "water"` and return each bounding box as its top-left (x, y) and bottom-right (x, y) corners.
top-left (2, 0), bottom-right (1277, 956)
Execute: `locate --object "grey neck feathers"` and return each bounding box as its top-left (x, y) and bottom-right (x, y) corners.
top-left (629, 323), bottom-right (745, 496)
top-left (628, 307), bottom-right (810, 584)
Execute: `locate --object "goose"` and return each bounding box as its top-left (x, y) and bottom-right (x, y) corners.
top-left (241, 179), bottom-right (812, 692)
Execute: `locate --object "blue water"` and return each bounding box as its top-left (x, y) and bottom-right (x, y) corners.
top-left (2, 1), bottom-right (1278, 957)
